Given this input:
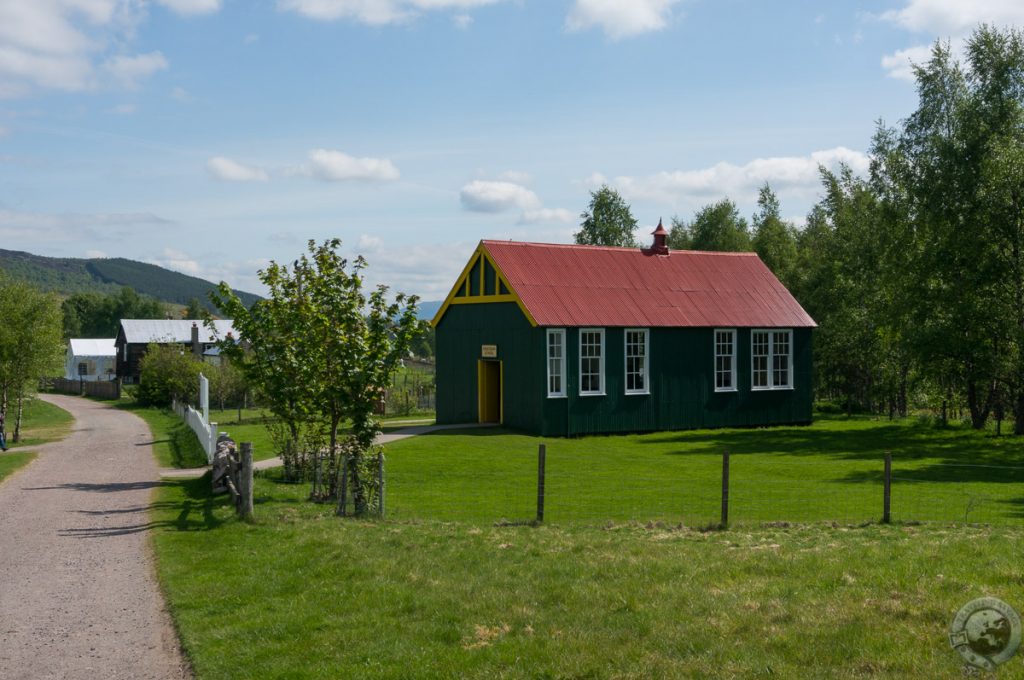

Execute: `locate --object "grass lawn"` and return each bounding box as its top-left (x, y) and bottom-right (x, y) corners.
top-left (378, 416), bottom-right (1024, 526)
top-left (6, 398), bottom-right (75, 450)
top-left (0, 397), bottom-right (74, 485)
top-left (153, 472), bottom-right (1024, 679)
top-left (150, 414), bottom-right (1024, 678)
top-left (129, 402), bottom-right (435, 468)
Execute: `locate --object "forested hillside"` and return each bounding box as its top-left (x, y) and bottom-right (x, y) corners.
top-left (0, 249), bottom-right (260, 310)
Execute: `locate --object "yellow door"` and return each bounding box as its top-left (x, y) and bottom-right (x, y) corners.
top-left (478, 360), bottom-right (502, 423)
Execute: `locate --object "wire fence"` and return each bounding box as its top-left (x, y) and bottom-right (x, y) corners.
top-left (381, 446), bottom-right (1024, 527)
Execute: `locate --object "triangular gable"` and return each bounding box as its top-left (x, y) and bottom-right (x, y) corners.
top-left (431, 242), bottom-right (537, 327)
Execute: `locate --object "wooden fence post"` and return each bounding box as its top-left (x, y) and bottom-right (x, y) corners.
top-left (378, 451), bottom-right (386, 518)
top-left (883, 452), bottom-right (892, 524)
top-left (720, 450), bottom-right (730, 529)
top-left (537, 444), bottom-right (546, 523)
top-left (238, 442), bottom-right (254, 519)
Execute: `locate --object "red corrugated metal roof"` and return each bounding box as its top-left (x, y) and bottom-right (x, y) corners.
top-left (482, 240), bottom-right (817, 328)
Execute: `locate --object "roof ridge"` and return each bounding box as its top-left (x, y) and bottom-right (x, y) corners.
top-left (481, 239), bottom-right (759, 256)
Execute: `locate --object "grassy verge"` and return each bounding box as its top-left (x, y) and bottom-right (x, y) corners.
top-left (0, 452), bottom-right (36, 484)
top-left (153, 471), bottom-right (1024, 679)
top-left (6, 398), bottom-right (74, 450)
top-left (0, 397), bottom-right (73, 485)
top-left (125, 405), bottom-right (209, 468)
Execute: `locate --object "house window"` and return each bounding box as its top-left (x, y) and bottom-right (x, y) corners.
top-left (77, 362), bottom-right (88, 376)
top-left (752, 329), bottom-right (793, 390)
top-left (714, 329), bottom-right (736, 391)
top-left (579, 328), bottom-right (605, 396)
top-left (625, 329), bottom-right (649, 394)
top-left (547, 329), bottom-right (566, 397)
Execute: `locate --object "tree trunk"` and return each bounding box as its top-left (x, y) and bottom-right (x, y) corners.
top-left (13, 392), bottom-right (24, 443)
top-left (967, 380), bottom-right (992, 430)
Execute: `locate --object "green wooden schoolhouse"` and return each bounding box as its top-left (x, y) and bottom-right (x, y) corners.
top-left (432, 224), bottom-right (816, 436)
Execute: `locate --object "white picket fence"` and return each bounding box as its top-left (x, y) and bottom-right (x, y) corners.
top-left (172, 373), bottom-right (218, 464)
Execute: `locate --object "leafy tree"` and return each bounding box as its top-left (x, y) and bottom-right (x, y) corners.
top-left (0, 279), bottom-right (65, 441)
top-left (138, 344), bottom-right (202, 407)
top-left (574, 185), bottom-right (639, 248)
top-left (687, 199), bottom-right (752, 252)
top-left (666, 216), bottom-right (693, 250)
top-left (205, 359), bottom-right (247, 416)
top-left (62, 286), bottom-right (165, 338)
top-left (751, 184), bottom-right (799, 286)
top-left (212, 239), bottom-right (421, 514)
top-left (183, 297), bottom-right (205, 319)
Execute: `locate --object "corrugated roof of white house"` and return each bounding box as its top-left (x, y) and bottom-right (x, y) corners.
top-left (68, 339), bottom-right (117, 357)
top-left (119, 319), bottom-right (236, 344)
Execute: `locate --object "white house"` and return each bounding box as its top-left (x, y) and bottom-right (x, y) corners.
top-left (65, 339), bottom-right (117, 381)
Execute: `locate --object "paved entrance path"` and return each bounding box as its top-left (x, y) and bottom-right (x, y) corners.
top-left (159, 422), bottom-right (497, 479)
top-left (0, 394), bottom-right (190, 680)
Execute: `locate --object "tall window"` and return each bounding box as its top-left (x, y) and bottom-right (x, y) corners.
top-left (625, 329), bottom-right (649, 394)
top-left (752, 329), bottom-right (793, 390)
top-left (547, 329), bottom-right (565, 397)
top-left (579, 328), bottom-right (605, 395)
top-left (714, 329), bottom-right (736, 391)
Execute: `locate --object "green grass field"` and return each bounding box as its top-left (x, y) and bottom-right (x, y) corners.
top-left (0, 452), bottom-right (36, 484)
top-left (153, 474), bottom-right (1024, 679)
top-left (147, 414), bottom-right (1024, 678)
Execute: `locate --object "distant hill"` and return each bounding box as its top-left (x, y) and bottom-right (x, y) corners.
top-left (417, 300), bottom-right (442, 320)
top-left (0, 249), bottom-right (261, 310)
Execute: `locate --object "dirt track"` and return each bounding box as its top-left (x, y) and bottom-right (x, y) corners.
top-left (0, 394), bottom-right (190, 680)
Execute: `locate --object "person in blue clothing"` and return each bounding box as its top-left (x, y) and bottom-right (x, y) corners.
top-left (0, 410), bottom-right (7, 451)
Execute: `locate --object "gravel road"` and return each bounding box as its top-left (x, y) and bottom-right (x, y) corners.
top-left (0, 394), bottom-right (190, 680)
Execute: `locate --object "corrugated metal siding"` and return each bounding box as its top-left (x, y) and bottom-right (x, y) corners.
top-left (436, 303), bottom-right (544, 432)
top-left (440, 302), bottom-right (813, 436)
top-left (484, 240), bottom-right (816, 329)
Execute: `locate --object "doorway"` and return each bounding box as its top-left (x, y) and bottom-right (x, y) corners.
top-left (478, 360), bottom-right (502, 424)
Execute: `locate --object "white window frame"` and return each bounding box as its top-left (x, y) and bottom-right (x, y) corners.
top-left (624, 328), bottom-right (649, 395)
top-left (714, 328), bottom-right (737, 393)
top-left (546, 328), bottom-right (566, 398)
top-left (579, 328), bottom-right (605, 396)
top-left (751, 329), bottom-right (793, 391)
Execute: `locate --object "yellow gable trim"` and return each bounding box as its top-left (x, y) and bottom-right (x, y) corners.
top-left (431, 242), bottom-right (538, 327)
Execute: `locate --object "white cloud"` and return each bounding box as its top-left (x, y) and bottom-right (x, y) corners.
top-left (879, 1), bottom-right (1024, 80)
top-left (103, 51), bottom-right (168, 88)
top-left (109, 102), bottom-right (136, 114)
top-left (0, 208), bottom-right (172, 242)
top-left (147, 247), bottom-right (202, 276)
top-left (592, 147), bottom-right (871, 206)
top-left (880, 0), bottom-right (1024, 35)
top-left (453, 13), bottom-right (472, 29)
top-left (519, 208), bottom-right (575, 225)
top-left (880, 44), bottom-right (935, 81)
top-left (244, 33), bottom-right (260, 44)
top-left (301, 148), bottom-right (400, 181)
top-left (85, 249), bottom-right (108, 258)
top-left (0, 2), bottom-right (188, 97)
top-left (460, 180), bottom-right (541, 213)
top-left (171, 85), bottom-right (191, 101)
top-left (566, 0), bottom-right (681, 40)
top-left (207, 156), bottom-right (270, 182)
top-left (353, 236), bottom-right (474, 299)
top-left (156, 0), bottom-right (222, 15)
top-left (279, 0), bottom-right (503, 25)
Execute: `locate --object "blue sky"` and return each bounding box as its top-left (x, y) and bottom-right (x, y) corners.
top-left (0, 0), bottom-right (1021, 300)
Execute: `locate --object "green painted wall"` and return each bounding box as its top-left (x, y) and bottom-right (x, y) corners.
top-left (436, 303), bottom-right (813, 436)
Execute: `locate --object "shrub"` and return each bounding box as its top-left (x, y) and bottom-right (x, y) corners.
top-left (138, 344), bottom-right (203, 407)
